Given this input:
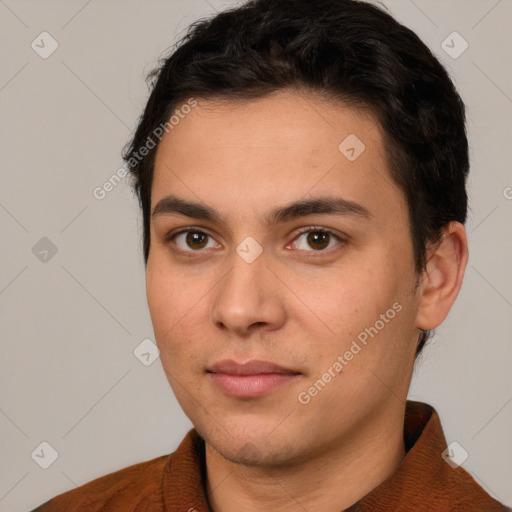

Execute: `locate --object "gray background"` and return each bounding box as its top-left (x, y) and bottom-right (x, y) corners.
top-left (0, 0), bottom-right (511, 510)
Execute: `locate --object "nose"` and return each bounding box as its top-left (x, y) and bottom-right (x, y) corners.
top-left (210, 248), bottom-right (287, 338)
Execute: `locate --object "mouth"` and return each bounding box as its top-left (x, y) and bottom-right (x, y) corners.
top-left (206, 359), bottom-right (302, 398)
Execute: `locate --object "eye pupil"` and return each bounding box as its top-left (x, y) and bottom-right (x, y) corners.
top-left (307, 231), bottom-right (329, 250)
top-left (186, 232), bottom-right (208, 249)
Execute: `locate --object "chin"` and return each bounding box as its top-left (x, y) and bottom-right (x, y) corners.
top-left (212, 439), bottom-right (294, 467)
top-left (199, 420), bottom-right (314, 469)
top-left (223, 441), bottom-right (270, 466)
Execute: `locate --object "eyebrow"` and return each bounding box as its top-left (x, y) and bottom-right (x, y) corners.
top-left (151, 194), bottom-right (371, 226)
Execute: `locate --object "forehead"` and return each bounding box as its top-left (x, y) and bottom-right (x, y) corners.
top-left (151, 91), bottom-right (404, 227)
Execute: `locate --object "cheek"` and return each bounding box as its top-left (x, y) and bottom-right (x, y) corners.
top-left (146, 265), bottom-right (185, 361)
top-left (146, 255), bottom-right (196, 332)
top-left (146, 262), bottom-right (208, 370)
top-left (295, 260), bottom-right (414, 372)
top-left (297, 265), bottom-right (393, 334)
top-left (146, 270), bottom-right (173, 335)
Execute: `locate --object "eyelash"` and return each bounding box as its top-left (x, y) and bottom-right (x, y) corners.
top-left (164, 226), bottom-right (346, 258)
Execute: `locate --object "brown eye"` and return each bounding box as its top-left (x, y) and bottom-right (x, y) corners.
top-left (169, 230), bottom-right (221, 252)
top-left (292, 228), bottom-right (343, 252)
top-left (186, 231), bottom-right (208, 249)
top-left (306, 231), bottom-right (330, 250)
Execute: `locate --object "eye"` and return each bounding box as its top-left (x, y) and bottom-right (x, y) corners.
top-left (167, 229), bottom-right (221, 252)
top-left (290, 227), bottom-right (344, 252)
top-left (165, 226), bottom-right (345, 256)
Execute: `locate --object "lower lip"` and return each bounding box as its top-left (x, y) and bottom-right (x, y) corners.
top-left (208, 372), bottom-right (299, 398)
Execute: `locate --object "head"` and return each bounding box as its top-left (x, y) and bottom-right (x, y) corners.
top-left (123, 0), bottom-right (469, 466)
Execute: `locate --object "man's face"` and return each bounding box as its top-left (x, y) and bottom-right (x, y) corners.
top-left (147, 90), bottom-right (421, 466)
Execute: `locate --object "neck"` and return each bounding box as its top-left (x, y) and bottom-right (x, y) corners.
top-left (205, 407), bottom-right (407, 512)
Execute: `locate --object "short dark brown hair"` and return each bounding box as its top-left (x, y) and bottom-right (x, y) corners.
top-left (123, 0), bottom-right (469, 354)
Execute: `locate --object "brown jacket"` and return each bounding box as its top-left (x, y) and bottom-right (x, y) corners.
top-left (32, 401), bottom-right (510, 511)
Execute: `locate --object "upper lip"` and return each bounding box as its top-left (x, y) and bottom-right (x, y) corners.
top-left (207, 359), bottom-right (300, 375)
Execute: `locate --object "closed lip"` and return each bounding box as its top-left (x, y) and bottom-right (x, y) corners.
top-left (207, 359), bottom-right (300, 375)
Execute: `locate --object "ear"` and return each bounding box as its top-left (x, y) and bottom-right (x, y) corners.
top-left (415, 221), bottom-right (468, 331)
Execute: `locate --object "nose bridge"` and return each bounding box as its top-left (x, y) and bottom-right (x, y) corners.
top-left (220, 246), bottom-right (267, 308)
top-left (211, 244), bottom-right (284, 333)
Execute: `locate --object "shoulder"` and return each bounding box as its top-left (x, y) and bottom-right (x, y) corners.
top-left (402, 401), bottom-right (511, 511)
top-left (439, 465), bottom-right (512, 512)
top-left (31, 453), bottom-right (170, 512)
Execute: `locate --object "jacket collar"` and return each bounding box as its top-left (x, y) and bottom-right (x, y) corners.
top-left (162, 401), bottom-right (506, 511)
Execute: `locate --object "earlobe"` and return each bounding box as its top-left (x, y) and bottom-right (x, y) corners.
top-left (415, 222), bottom-right (469, 331)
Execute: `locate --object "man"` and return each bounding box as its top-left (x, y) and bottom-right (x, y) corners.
top-left (32, 0), bottom-right (510, 510)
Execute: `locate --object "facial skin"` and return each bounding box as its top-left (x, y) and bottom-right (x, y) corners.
top-left (146, 90), bottom-right (468, 511)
